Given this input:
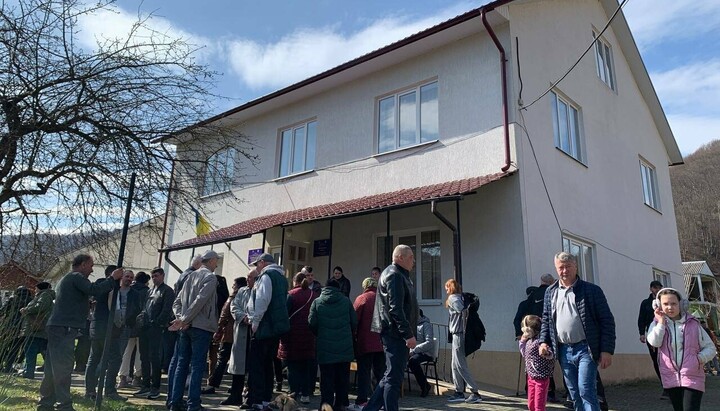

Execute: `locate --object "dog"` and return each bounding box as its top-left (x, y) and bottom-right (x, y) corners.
top-left (267, 394), bottom-right (333, 411)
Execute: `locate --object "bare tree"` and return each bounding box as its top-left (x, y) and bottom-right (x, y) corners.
top-left (0, 0), bottom-right (256, 270)
top-left (671, 140), bottom-right (720, 274)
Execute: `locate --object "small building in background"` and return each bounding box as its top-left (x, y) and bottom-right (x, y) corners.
top-left (682, 261), bottom-right (720, 330)
top-left (0, 261), bottom-right (41, 305)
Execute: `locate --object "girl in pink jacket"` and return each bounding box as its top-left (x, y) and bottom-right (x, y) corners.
top-left (647, 288), bottom-right (716, 411)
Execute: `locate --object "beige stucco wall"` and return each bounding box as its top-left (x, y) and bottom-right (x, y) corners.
top-left (509, 0), bottom-right (683, 362)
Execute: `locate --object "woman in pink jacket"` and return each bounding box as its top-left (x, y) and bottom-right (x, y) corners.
top-left (647, 288), bottom-right (716, 411)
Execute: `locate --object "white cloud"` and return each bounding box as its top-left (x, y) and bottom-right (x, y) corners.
top-left (667, 114), bottom-right (720, 156)
top-left (224, 4), bottom-right (474, 91)
top-left (650, 59), bottom-right (720, 116)
top-left (75, 4), bottom-right (217, 62)
top-left (623, 0), bottom-right (720, 49)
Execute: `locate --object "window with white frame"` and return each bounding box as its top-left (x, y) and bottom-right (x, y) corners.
top-left (653, 269), bottom-right (670, 287)
top-left (376, 229), bottom-right (442, 301)
top-left (202, 148), bottom-right (235, 196)
top-left (279, 120), bottom-right (317, 177)
top-left (377, 81), bottom-right (438, 153)
top-left (562, 236), bottom-right (595, 283)
top-left (593, 32), bottom-right (616, 90)
top-left (640, 159), bottom-right (660, 210)
top-left (551, 91), bottom-right (584, 163)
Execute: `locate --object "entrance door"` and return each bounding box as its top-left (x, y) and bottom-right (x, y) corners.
top-left (283, 241), bottom-right (309, 281)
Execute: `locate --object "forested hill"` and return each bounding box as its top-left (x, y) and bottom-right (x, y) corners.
top-left (671, 140), bottom-right (720, 274)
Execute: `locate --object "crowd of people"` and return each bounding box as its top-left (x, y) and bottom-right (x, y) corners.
top-left (2, 248), bottom-right (719, 411)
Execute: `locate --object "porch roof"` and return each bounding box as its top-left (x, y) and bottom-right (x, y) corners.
top-left (162, 171), bottom-right (513, 252)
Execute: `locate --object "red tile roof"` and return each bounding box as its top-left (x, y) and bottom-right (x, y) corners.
top-left (163, 171), bottom-right (512, 252)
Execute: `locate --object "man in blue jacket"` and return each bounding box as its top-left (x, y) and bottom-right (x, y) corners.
top-left (539, 252), bottom-right (615, 411)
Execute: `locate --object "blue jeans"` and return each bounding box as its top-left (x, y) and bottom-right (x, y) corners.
top-left (169, 328), bottom-right (212, 411)
top-left (23, 336), bottom-right (47, 379)
top-left (38, 326), bottom-right (79, 410)
top-left (363, 334), bottom-right (408, 411)
top-left (84, 327), bottom-right (128, 395)
top-left (356, 351), bottom-right (386, 404)
top-left (559, 342), bottom-right (600, 411)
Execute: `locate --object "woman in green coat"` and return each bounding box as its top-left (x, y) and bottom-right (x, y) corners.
top-left (309, 278), bottom-right (358, 411)
top-left (20, 282), bottom-right (55, 379)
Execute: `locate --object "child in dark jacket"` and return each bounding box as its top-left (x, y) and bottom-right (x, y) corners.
top-left (519, 315), bottom-right (554, 411)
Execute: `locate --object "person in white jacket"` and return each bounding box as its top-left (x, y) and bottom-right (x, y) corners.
top-left (646, 288), bottom-right (716, 411)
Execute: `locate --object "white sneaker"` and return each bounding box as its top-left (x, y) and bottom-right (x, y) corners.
top-left (465, 393), bottom-right (483, 404)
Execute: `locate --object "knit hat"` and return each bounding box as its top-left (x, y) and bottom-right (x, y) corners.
top-left (362, 277), bottom-right (377, 290)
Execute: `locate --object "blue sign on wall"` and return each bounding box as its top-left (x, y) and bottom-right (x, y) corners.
top-left (248, 248), bottom-right (264, 264)
top-left (313, 239), bottom-right (331, 257)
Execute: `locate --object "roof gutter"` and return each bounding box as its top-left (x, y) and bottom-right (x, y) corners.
top-left (481, 1), bottom-right (515, 172)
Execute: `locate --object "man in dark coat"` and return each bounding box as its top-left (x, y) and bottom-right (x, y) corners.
top-left (86, 269), bottom-right (142, 401)
top-left (638, 280), bottom-right (664, 397)
top-left (0, 286), bottom-right (32, 372)
top-left (134, 267), bottom-right (175, 400)
top-left (364, 245), bottom-right (418, 411)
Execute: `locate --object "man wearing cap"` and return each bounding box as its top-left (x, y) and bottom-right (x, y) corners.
top-left (167, 250), bottom-right (219, 411)
top-left (242, 253), bottom-right (290, 409)
top-left (638, 280), bottom-right (665, 398)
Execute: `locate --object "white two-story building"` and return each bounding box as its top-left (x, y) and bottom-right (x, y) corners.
top-left (161, 0), bottom-right (683, 388)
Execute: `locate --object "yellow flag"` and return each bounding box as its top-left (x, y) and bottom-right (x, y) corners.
top-left (194, 208), bottom-right (212, 237)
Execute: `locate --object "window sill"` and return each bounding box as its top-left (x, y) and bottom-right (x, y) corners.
top-left (373, 139), bottom-right (439, 159)
top-left (555, 147), bottom-right (588, 168)
top-left (199, 189), bottom-right (232, 200)
top-left (272, 169), bottom-right (315, 182)
top-left (644, 203), bottom-right (662, 215)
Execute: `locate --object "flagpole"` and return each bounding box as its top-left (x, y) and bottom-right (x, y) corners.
top-left (95, 172), bottom-right (136, 410)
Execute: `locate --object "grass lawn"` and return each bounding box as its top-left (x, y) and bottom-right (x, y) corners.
top-left (0, 374), bottom-right (159, 411)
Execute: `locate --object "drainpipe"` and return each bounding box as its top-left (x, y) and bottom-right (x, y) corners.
top-left (163, 250), bottom-right (183, 274)
top-left (431, 200), bottom-right (463, 285)
top-left (481, 7), bottom-right (512, 172)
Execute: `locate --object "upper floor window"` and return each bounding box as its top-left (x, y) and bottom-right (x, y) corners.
top-left (551, 91), bottom-right (584, 163)
top-left (640, 159), bottom-right (660, 210)
top-left (653, 269), bottom-right (670, 287)
top-left (202, 148), bottom-right (235, 196)
top-left (377, 81), bottom-right (438, 153)
top-left (279, 120), bottom-right (317, 177)
top-left (593, 32), bottom-right (616, 91)
top-left (562, 236), bottom-right (595, 283)
top-left (376, 228), bottom-right (442, 302)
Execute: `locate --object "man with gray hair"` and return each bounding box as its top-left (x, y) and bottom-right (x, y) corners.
top-left (539, 252), bottom-right (615, 411)
top-left (364, 244), bottom-right (418, 411)
top-left (167, 250), bottom-right (219, 411)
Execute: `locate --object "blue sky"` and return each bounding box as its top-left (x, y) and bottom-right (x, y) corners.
top-left (94, 0), bottom-right (720, 156)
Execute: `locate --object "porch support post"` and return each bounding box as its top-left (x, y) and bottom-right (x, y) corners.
top-left (327, 220), bottom-right (334, 280)
top-left (431, 200), bottom-right (462, 285)
top-left (385, 211), bottom-right (392, 266)
top-left (280, 227), bottom-right (286, 266)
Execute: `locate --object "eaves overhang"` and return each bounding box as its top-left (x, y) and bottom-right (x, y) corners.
top-left (161, 171), bottom-right (514, 252)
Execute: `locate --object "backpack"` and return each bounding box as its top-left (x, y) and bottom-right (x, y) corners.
top-left (448, 292), bottom-right (487, 356)
top-left (524, 286), bottom-right (547, 318)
